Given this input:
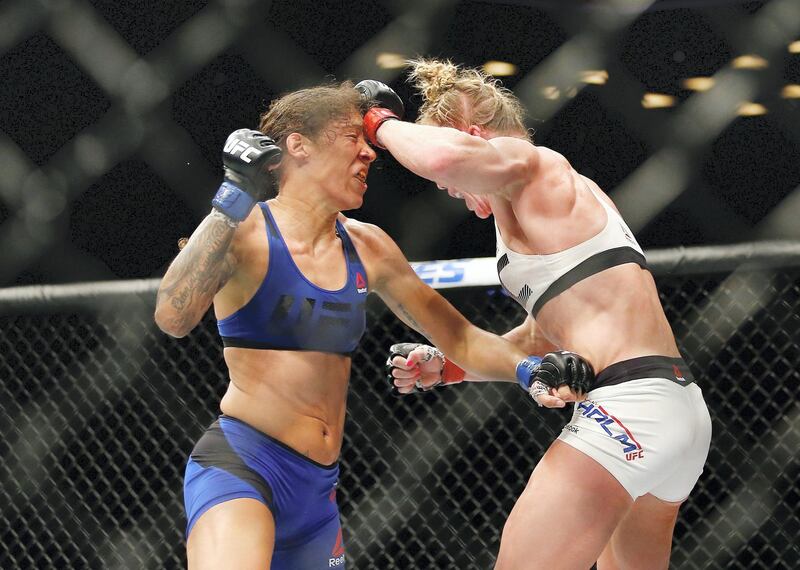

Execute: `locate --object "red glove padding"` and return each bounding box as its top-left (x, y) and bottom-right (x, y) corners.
top-left (363, 107), bottom-right (399, 149)
top-left (441, 359), bottom-right (466, 385)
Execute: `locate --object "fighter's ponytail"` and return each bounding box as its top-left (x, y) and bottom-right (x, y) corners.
top-left (406, 58), bottom-right (529, 139)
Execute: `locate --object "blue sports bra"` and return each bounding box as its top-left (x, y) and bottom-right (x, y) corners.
top-left (217, 203), bottom-right (368, 355)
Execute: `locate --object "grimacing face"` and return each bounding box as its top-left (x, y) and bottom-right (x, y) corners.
top-left (306, 111), bottom-right (376, 210)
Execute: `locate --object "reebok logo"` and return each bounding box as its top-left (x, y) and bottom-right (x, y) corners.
top-left (224, 139), bottom-right (259, 163)
top-left (673, 364), bottom-right (686, 383)
top-left (329, 528), bottom-right (345, 566)
top-left (355, 272), bottom-right (367, 294)
top-left (619, 222), bottom-right (635, 244)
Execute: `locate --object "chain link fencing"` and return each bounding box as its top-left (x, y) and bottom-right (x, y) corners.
top-left (1, 243), bottom-right (799, 569)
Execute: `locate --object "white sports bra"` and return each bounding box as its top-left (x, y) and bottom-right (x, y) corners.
top-left (495, 186), bottom-right (647, 317)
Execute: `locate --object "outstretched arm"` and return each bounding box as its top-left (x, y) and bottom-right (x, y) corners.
top-left (371, 241), bottom-right (526, 382)
top-left (356, 79), bottom-right (537, 197)
top-left (376, 121), bottom-right (537, 197)
top-left (389, 317), bottom-right (558, 386)
top-left (456, 317), bottom-right (558, 382)
top-left (357, 222), bottom-right (569, 408)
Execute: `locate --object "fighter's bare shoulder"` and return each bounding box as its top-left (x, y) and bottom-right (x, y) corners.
top-left (489, 136), bottom-right (541, 163)
top-left (338, 215), bottom-right (401, 257)
top-left (338, 215), bottom-right (410, 288)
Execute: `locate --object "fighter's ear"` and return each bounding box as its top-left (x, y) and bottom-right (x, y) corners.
top-left (285, 133), bottom-right (309, 159)
top-left (467, 125), bottom-right (483, 138)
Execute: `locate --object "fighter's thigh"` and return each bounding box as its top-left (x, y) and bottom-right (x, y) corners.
top-left (187, 498), bottom-right (275, 570)
top-left (597, 493), bottom-right (681, 570)
top-left (495, 440), bottom-right (633, 570)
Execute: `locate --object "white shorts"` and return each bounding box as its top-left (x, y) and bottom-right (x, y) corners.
top-left (558, 358), bottom-right (712, 502)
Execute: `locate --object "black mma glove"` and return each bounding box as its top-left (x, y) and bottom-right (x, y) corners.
top-left (533, 350), bottom-right (595, 398)
top-left (355, 80), bottom-right (405, 148)
top-left (355, 80), bottom-right (405, 117)
top-left (211, 129), bottom-right (282, 223)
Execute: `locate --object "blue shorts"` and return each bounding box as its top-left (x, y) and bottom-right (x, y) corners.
top-left (184, 415), bottom-right (346, 569)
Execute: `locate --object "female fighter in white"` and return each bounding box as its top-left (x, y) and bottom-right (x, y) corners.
top-left (363, 61), bottom-right (712, 569)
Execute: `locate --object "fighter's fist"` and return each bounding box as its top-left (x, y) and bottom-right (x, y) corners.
top-left (515, 350), bottom-right (594, 407)
top-left (355, 80), bottom-right (405, 118)
top-left (355, 80), bottom-right (404, 148)
top-left (531, 350), bottom-right (594, 400)
top-left (212, 129), bottom-right (282, 222)
top-left (386, 343), bottom-right (445, 395)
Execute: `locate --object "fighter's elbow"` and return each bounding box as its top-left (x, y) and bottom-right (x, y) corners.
top-left (161, 326), bottom-right (189, 339)
top-left (154, 305), bottom-right (192, 338)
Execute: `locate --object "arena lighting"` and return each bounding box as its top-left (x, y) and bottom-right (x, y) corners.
top-left (737, 102), bottom-right (767, 115)
top-left (338, 0), bottom-right (456, 81)
top-left (682, 77), bottom-right (715, 91)
top-left (789, 40), bottom-right (800, 53)
top-left (580, 69), bottom-right (609, 84)
top-left (641, 93), bottom-right (676, 108)
top-left (613, 0), bottom-right (800, 236)
top-left (513, 0), bottom-right (653, 123)
top-left (781, 84), bottom-right (800, 98)
top-left (540, 85), bottom-right (560, 99)
top-left (375, 52), bottom-right (407, 69)
top-left (731, 54), bottom-right (769, 69)
top-left (482, 60), bottom-right (517, 76)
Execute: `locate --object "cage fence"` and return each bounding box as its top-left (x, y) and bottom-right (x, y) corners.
top-left (1, 242), bottom-right (799, 569)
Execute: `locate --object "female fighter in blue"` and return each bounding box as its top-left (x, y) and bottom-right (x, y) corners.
top-left (368, 61), bottom-right (712, 570)
top-left (154, 82), bottom-right (591, 569)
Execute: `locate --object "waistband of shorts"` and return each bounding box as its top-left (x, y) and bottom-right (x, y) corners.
top-left (593, 355), bottom-right (695, 390)
top-left (218, 414), bottom-right (339, 471)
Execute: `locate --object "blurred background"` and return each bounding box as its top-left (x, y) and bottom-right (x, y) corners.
top-left (2, 1), bottom-right (800, 569)
top-left (2, 0), bottom-right (800, 286)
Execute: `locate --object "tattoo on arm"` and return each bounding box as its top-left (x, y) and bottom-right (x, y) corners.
top-left (156, 213), bottom-right (237, 333)
top-left (396, 302), bottom-right (431, 340)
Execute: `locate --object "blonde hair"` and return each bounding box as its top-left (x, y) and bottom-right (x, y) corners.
top-left (407, 58), bottom-right (529, 139)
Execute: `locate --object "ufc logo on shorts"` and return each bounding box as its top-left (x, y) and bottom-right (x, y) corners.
top-left (224, 139), bottom-right (259, 163)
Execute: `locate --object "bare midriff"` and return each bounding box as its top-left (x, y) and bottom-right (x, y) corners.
top-left (533, 264), bottom-right (681, 373)
top-left (219, 347), bottom-right (350, 465)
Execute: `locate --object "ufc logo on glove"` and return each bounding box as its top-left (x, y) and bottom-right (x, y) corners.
top-left (223, 139), bottom-right (259, 163)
